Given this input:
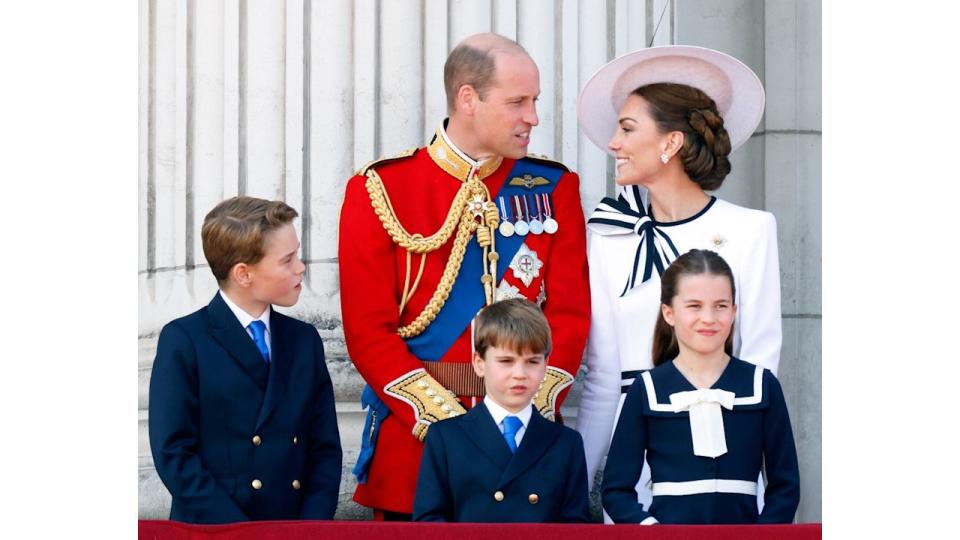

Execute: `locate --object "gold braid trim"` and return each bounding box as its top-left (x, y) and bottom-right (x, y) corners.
top-left (365, 169), bottom-right (491, 338)
top-left (384, 369), bottom-right (467, 442)
top-left (533, 366), bottom-right (576, 421)
top-left (365, 169), bottom-right (468, 254)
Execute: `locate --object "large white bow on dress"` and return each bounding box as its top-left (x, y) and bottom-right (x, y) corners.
top-left (669, 388), bottom-right (735, 458)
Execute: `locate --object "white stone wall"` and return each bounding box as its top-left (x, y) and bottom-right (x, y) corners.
top-left (139, 0), bottom-right (821, 521)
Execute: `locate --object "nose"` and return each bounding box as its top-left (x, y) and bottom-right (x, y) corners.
top-left (608, 132), bottom-right (621, 152)
top-left (524, 102), bottom-right (539, 127)
top-left (701, 308), bottom-right (718, 324)
top-left (295, 257), bottom-right (306, 275)
top-left (511, 362), bottom-right (528, 380)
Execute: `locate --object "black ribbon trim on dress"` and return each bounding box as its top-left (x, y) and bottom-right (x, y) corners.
top-left (586, 187), bottom-right (680, 297)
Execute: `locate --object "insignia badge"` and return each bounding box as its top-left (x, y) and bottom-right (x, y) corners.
top-left (466, 194), bottom-right (486, 218)
top-left (494, 281), bottom-right (522, 302)
top-left (509, 243), bottom-right (543, 287)
top-left (509, 173), bottom-right (551, 189)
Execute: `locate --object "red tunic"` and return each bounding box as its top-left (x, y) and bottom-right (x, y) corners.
top-left (338, 133), bottom-right (590, 514)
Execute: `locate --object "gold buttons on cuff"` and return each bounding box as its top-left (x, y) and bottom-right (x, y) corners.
top-left (292, 479), bottom-right (301, 490)
top-left (252, 435), bottom-right (262, 446)
top-left (528, 493), bottom-right (539, 504)
top-left (293, 436), bottom-right (298, 445)
top-left (425, 388), bottom-right (437, 397)
top-left (251, 479), bottom-right (263, 490)
top-left (494, 491), bottom-right (504, 502)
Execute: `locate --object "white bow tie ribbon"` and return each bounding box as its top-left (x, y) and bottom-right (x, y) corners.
top-left (669, 389), bottom-right (735, 458)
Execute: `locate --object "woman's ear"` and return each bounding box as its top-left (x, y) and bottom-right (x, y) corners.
top-left (663, 130), bottom-right (685, 159)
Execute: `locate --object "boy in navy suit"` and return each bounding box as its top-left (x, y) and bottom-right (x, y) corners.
top-left (413, 298), bottom-right (591, 522)
top-left (148, 197), bottom-right (342, 524)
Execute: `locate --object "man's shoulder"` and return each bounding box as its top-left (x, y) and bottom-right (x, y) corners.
top-left (272, 310), bottom-right (319, 338)
top-left (355, 147), bottom-right (422, 177)
top-left (520, 153), bottom-right (571, 173)
top-left (159, 306), bottom-right (208, 340)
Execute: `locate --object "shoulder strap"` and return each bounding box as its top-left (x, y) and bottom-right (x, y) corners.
top-left (357, 147), bottom-right (418, 176)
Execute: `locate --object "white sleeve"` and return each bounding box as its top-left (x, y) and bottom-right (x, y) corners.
top-left (576, 233), bottom-right (624, 491)
top-left (733, 211), bottom-right (782, 375)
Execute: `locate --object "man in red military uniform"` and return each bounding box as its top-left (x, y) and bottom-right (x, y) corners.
top-left (338, 32), bottom-right (590, 520)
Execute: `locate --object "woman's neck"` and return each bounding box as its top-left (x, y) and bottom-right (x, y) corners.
top-left (672, 348), bottom-right (730, 389)
top-left (644, 173), bottom-right (710, 222)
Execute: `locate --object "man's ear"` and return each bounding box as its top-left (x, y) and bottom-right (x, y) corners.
top-left (456, 84), bottom-right (479, 116)
top-left (229, 262), bottom-right (253, 289)
top-left (471, 351), bottom-right (486, 378)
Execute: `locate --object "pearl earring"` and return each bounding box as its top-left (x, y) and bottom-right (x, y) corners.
top-left (660, 153), bottom-right (669, 164)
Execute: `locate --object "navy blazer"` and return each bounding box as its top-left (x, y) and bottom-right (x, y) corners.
top-left (148, 293), bottom-right (342, 524)
top-left (413, 401), bottom-right (590, 523)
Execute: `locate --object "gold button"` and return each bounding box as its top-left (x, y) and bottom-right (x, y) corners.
top-left (252, 435), bottom-right (262, 446)
top-left (417, 379), bottom-right (429, 388)
top-left (494, 491), bottom-right (504, 502)
top-left (292, 479), bottom-right (301, 490)
top-left (293, 436), bottom-right (298, 445)
top-left (425, 388), bottom-right (437, 397)
top-left (441, 404), bottom-right (452, 413)
top-left (433, 396), bottom-right (444, 405)
top-left (528, 493), bottom-right (539, 504)
top-left (251, 479), bottom-right (262, 490)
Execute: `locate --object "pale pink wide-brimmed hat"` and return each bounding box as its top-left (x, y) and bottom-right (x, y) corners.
top-left (578, 45), bottom-right (765, 154)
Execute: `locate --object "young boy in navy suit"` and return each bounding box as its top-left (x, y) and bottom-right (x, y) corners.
top-left (412, 298), bottom-right (591, 522)
top-left (148, 197), bottom-right (342, 524)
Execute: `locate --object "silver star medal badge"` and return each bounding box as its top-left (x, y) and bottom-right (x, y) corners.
top-left (509, 243), bottom-right (543, 287)
top-left (494, 281), bottom-right (522, 302)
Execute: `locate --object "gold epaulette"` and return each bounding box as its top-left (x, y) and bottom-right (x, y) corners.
top-left (524, 153), bottom-right (570, 173)
top-left (533, 366), bottom-right (575, 421)
top-left (384, 369), bottom-right (468, 441)
top-left (356, 148), bottom-right (418, 176)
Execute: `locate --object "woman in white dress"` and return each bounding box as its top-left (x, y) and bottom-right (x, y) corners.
top-left (575, 46), bottom-right (782, 516)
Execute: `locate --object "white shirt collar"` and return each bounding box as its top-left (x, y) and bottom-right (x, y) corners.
top-left (219, 290), bottom-right (271, 334)
top-left (483, 395), bottom-right (533, 429)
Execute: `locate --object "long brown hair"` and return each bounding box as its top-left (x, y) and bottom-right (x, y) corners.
top-left (651, 249), bottom-right (736, 365)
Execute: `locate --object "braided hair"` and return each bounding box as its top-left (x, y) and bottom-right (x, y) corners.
top-left (632, 83), bottom-right (733, 190)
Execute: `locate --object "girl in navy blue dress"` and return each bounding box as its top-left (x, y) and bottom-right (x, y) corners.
top-left (602, 249), bottom-right (799, 524)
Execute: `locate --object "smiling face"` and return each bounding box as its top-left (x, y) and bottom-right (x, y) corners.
top-left (608, 94), bottom-right (674, 186)
top-left (471, 52), bottom-right (541, 159)
top-left (246, 223), bottom-right (306, 308)
top-left (472, 344), bottom-right (547, 414)
top-left (661, 272), bottom-right (736, 358)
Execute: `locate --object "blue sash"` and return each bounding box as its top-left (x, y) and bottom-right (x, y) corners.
top-left (353, 157), bottom-right (565, 483)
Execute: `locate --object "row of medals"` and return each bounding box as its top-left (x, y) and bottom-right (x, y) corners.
top-left (496, 193), bottom-right (559, 238)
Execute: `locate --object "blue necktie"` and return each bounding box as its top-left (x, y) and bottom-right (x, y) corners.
top-left (248, 320), bottom-right (270, 363)
top-left (502, 416), bottom-right (522, 454)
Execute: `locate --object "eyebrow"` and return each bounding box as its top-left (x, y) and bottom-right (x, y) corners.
top-left (618, 117), bottom-right (636, 124)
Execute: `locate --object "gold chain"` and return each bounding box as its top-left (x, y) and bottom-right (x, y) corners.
top-left (365, 169), bottom-right (469, 253)
top-left (365, 170), bottom-right (493, 338)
